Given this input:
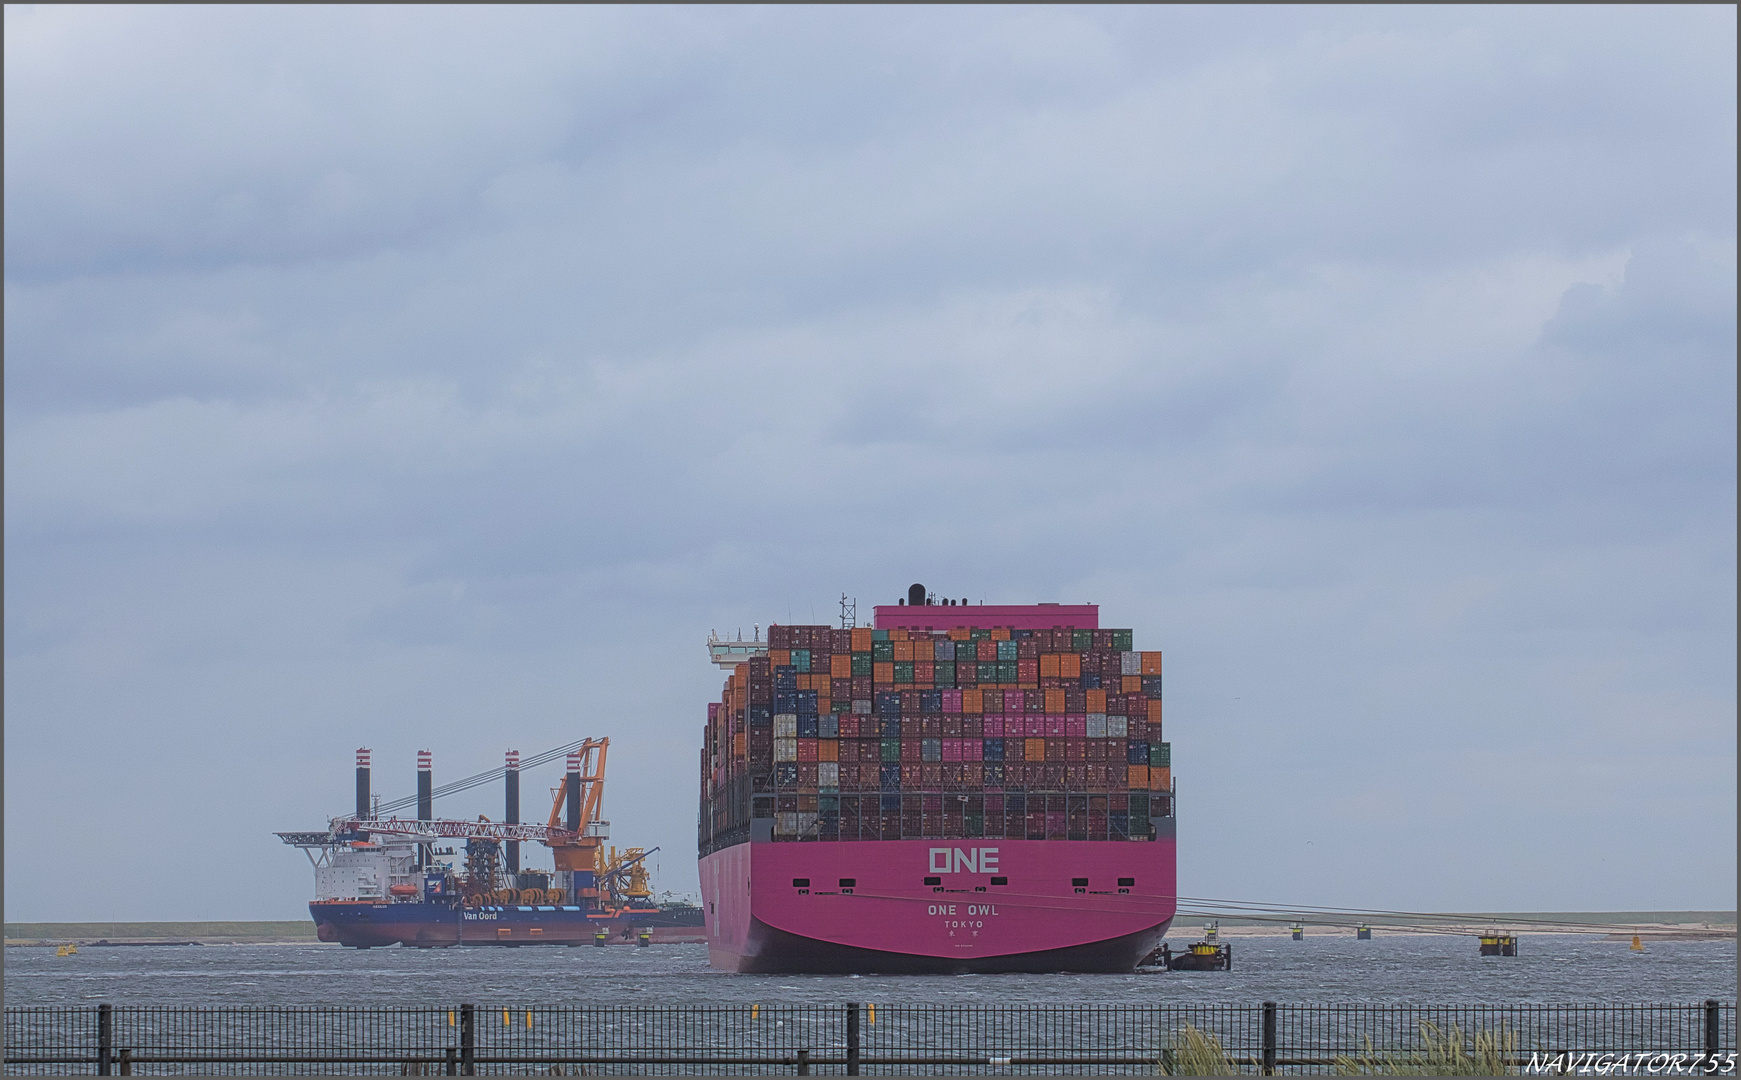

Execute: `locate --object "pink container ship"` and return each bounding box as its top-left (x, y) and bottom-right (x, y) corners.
top-left (698, 586), bottom-right (1176, 974)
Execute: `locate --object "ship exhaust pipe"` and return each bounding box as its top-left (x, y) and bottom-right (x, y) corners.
top-left (565, 752), bottom-right (582, 833)
top-left (355, 748), bottom-right (371, 822)
top-left (505, 749), bottom-right (520, 875)
top-left (908, 582), bottom-right (927, 606)
top-left (417, 750), bottom-right (433, 867)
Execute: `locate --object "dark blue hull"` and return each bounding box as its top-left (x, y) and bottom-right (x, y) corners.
top-left (311, 901), bottom-right (703, 947)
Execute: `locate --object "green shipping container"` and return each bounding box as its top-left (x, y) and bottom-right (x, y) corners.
top-left (1111, 629), bottom-right (1133, 651)
top-left (893, 661), bottom-right (914, 683)
top-left (852, 652), bottom-right (872, 676)
top-left (872, 641), bottom-right (893, 662)
top-left (1153, 742), bottom-right (1170, 767)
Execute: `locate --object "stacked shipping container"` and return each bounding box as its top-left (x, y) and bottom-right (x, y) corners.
top-left (699, 623), bottom-right (1171, 853)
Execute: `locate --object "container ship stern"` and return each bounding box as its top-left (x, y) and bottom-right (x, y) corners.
top-left (698, 590), bottom-right (1176, 974)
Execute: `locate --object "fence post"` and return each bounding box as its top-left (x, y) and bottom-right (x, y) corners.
top-left (446, 1047), bottom-right (458, 1076)
top-left (846, 1002), bottom-right (861, 1076)
top-left (1707, 1000), bottom-right (1721, 1060)
top-left (460, 1004), bottom-right (475, 1076)
top-left (797, 1048), bottom-right (811, 1075)
top-left (118, 1048), bottom-right (133, 1076)
top-left (1261, 1001), bottom-right (1277, 1076)
top-left (98, 1004), bottom-right (113, 1076)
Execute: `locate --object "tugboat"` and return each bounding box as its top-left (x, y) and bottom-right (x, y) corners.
top-left (1142, 940), bottom-right (1231, 971)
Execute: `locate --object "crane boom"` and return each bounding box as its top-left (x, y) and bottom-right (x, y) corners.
top-left (279, 817), bottom-right (578, 845)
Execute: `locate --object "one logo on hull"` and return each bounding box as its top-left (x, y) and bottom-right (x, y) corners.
top-left (929, 847), bottom-right (998, 874)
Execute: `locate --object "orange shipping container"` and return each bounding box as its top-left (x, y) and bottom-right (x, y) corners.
top-left (1059, 653), bottom-right (1081, 678)
top-left (1025, 738), bottom-right (1047, 762)
top-left (1039, 654), bottom-right (1060, 678)
top-left (963, 688), bottom-right (983, 713)
top-left (874, 662), bottom-right (894, 683)
top-left (1151, 766), bottom-right (1170, 790)
top-left (1148, 700), bottom-right (1163, 723)
top-left (771, 650), bottom-right (790, 667)
top-left (819, 740), bottom-right (838, 762)
top-left (1087, 689), bottom-right (1107, 712)
top-left (851, 627), bottom-right (874, 651)
top-left (831, 654), bottom-right (851, 679)
top-left (893, 640), bottom-right (915, 662)
top-left (948, 627), bottom-right (972, 641)
top-left (1044, 688), bottom-right (1065, 713)
top-left (1122, 675), bottom-right (1142, 694)
top-left (733, 733), bottom-right (745, 757)
top-left (992, 628), bottom-right (1011, 641)
top-left (1128, 764), bottom-right (1149, 789)
top-left (1141, 651), bottom-right (1163, 675)
top-left (889, 628), bottom-right (909, 641)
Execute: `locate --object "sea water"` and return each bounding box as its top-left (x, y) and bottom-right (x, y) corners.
top-left (5, 934), bottom-right (1734, 1008)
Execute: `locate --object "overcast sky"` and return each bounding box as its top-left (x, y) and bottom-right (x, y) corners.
top-left (5, 5), bottom-right (1735, 923)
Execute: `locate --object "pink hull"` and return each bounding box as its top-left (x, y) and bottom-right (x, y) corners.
top-left (699, 837), bottom-right (1176, 973)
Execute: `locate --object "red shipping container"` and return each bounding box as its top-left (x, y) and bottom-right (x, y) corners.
top-left (1108, 763), bottom-right (1127, 788)
top-left (1045, 715), bottom-right (1066, 737)
top-left (964, 763), bottom-right (984, 787)
top-left (982, 715), bottom-right (1003, 737)
top-left (942, 738), bottom-right (962, 762)
top-left (1087, 740), bottom-right (1106, 761)
top-left (1066, 739), bottom-right (1085, 761)
top-left (921, 764), bottom-right (942, 786)
top-left (1045, 737), bottom-right (1065, 762)
top-left (963, 738), bottom-right (982, 761)
top-left (1065, 715), bottom-right (1087, 737)
top-left (1067, 764), bottom-right (1087, 788)
top-left (901, 763), bottom-right (922, 786)
top-left (942, 688), bottom-right (962, 712)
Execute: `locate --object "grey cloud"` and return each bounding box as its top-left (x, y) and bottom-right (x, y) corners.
top-left (4, 6), bottom-right (1733, 920)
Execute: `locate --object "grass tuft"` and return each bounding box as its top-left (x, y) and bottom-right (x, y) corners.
top-left (1158, 1023), bottom-right (1242, 1076)
top-left (1334, 1021), bottom-right (1515, 1075)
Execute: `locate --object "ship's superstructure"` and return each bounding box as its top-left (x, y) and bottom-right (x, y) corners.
top-left (280, 742), bottom-right (704, 947)
top-left (697, 587), bottom-right (1176, 973)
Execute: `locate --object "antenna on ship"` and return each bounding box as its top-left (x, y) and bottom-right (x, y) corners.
top-left (839, 594), bottom-right (857, 629)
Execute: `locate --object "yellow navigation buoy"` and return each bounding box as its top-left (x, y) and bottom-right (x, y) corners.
top-left (55, 944), bottom-right (78, 957)
top-left (751, 1003), bottom-right (759, 1020)
top-left (868, 1003), bottom-right (876, 1025)
top-left (1631, 935), bottom-right (1644, 952)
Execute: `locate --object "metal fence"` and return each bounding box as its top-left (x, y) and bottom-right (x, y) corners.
top-left (4, 1001), bottom-right (1734, 1075)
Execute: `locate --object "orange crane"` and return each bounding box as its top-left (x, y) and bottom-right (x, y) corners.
top-left (543, 739), bottom-right (609, 904)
